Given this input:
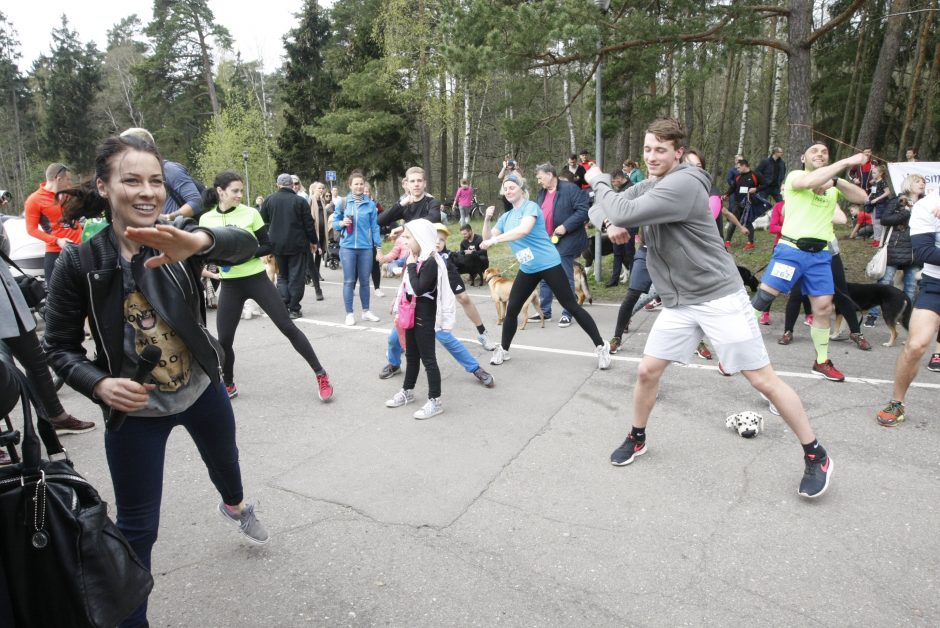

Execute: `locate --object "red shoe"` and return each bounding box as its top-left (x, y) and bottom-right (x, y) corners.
top-left (759, 311), bottom-right (771, 325)
top-left (317, 373), bottom-right (334, 402)
top-left (724, 241), bottom-right (732, 249)
top-left (812, 359), bottom-right (845, 382)
top-left (869, 240), bottom-right (880, 247)
top-left (803, 314), bottom-right (814, 326)
top-left (744, 242), bottom-right (755, 250)
top-left (225, 383), bottom-right (238, 399)
top-left (695, 342), bottom-right (713, 360)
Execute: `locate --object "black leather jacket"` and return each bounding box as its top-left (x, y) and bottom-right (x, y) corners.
top-left (42, 219), bottom-right (256, 403)
top-left (880, 197), bottom-right (917, 268)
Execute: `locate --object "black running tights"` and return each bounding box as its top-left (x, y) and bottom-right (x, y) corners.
top-left (216, 272), bottom-right (323, 385)
top-left (501, 264), bottom-right (603, 350)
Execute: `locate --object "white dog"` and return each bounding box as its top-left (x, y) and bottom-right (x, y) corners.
top-left (725, 411), bottom-right (764, 438)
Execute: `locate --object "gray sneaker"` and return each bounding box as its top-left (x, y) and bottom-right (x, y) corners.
top-left (490, 345), bottom-right (510, 365)
top-left (596, 342), bottom-right (612, 370)
top-left (218, 501), bottom-right (269, 545)
top-left (477, 331), bottom-right (496, 351)
top-left (379, 363), bottom-right (401, 379)
top-left (414, 397), bottom-right (443, 420)
top-left (473, 367), bottom-right (495, 388)
top-left (385, 388), bottom-right (415, 408)
top-left (759, 392), bottom-right (780, 416)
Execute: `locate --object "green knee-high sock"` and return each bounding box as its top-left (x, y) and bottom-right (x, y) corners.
top-left (810, 325), bottom-right (830, 363)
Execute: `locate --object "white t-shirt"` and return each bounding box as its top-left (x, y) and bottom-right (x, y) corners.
top-left (909, 196), bottom-right (940, 279)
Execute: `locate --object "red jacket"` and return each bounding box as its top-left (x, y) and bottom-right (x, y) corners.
top-left (24, 183), bottom-right (82, 253)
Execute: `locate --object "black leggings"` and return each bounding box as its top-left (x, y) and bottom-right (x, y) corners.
top-left (216, 272), bottom-right (324, 385)
top-left (305, 249), bottom-right (323, 286)
top-left (613, 288), bottom-right (645, 338)
top-left (403, 301), bottom-right (440, 398)
top-left (1, 322), bottom-right (65, 419)
top-left (501, 265), bottom-right (603, 350)
top-left (782, 253), bottom-right (860, 334)
top-left (372, 248), bottom-right (382, 290)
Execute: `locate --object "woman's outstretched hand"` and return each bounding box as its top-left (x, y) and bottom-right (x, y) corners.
top-left (125, 224), bottom-right (213, 268)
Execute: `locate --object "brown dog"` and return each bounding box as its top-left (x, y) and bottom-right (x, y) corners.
top-left (573, 261), bottom-right (592, 305)
top-left (483, 267), bottom-right (544, 330)
top-left (263, 255), bottom-right (278, 285)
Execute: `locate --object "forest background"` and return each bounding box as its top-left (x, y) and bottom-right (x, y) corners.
top-left (1, 0), bottom-right (938, 209)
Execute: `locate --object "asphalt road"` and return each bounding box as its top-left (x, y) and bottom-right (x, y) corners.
top-left (46, 267), bottom-right (940, 627)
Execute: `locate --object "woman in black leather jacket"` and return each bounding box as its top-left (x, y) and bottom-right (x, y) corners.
top-left (42, 135), bottom-right (269, 628)
top-left (866, 174), bottom-right (924, 326)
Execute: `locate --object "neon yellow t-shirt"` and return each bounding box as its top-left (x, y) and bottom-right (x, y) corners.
top-left (198, 204), bottom-right (264, 279)
top-left (780, 170), bottom-right (843, 243)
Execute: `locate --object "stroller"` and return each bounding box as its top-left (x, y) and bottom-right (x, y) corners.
top-left (325, 240), bottom-right (341, 270)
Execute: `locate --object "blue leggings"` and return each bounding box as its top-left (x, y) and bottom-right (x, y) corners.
top-left (106, 383), bottom-right (243, 627)
top-left (340, 247), bottom-right (374, 313)
top-left (387, 326), bottom-right (479, 373)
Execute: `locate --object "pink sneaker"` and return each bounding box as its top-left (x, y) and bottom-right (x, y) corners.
top-left (759, 311), bottom-right (771, 326)
top-left (803, 314), bottom-right (814, 326)
top-left (317, 373), bottom-right (334, 402)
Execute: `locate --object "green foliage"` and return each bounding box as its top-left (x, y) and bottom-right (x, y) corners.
top-left (136, 0), bottom-right (231, 163)
top-left (0, 12), bottom-right (38, 204)
top-left (194, 100), bottom-right (277, 200)
top-left (32, 16), bottom-right (102, 172)
top-left (275, 0), bottom-right (335, 181)
top-left (310, 59), bottom-right (416, 181)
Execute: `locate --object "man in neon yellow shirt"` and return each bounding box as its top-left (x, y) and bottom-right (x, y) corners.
top-left (750, 143), bottom-right (868, 381)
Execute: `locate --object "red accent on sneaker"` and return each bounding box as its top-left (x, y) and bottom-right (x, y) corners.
top-left (744, 242), bottom-right (755, 250)
top-left (821, 458), bottom-right (831, 472)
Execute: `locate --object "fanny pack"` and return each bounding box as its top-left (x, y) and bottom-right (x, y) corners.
top-left (781, 235), bottom-right (827, 253)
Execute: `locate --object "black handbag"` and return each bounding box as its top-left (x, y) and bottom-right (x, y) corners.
top-left (0, 354), bottom-right (153, 628)
top-left (0, 249), bottom-right (46, 308)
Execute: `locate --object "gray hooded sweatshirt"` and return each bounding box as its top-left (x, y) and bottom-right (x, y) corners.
top-left (589, 164), bottom-right (742, 307)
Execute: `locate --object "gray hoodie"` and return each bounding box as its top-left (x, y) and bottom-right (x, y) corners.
top-left (589, 164), bottom-right (742, 307)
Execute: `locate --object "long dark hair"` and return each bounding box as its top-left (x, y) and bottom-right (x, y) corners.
top-left (203, 171), bottom-right (244, 209)
top-left (59, 135), bottom-right (163, 223)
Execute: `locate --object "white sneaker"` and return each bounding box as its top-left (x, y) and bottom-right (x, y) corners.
top-left (490, 345), bottom-right (510, 365)
top-left (344, 313), bottom-right (356, 326)
top-left (362, 310), bottom-right (380, 322)
top-left (477, 331), bottom-right (496, 351)
top-left (385, 388), bottom-right (415, 408)
top-left (374, 288), bottom-right (385, 297)
top-left (597, 342), bottom-right (612, 370)
top-left (413, 397), bottom-right (443, 420)
top-left (759, 392), bottom-right (780, 416)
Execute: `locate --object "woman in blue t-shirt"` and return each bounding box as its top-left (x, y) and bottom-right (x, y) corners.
top-left (481, 174), bottom-right (610, 369)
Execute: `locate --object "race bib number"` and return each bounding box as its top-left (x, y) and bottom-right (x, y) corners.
top-left (514, 247), bottom-right (535, 265)
top-left (769, 261), bottom-right (795, 282)
top-left (739, 186), bottom-right (749, 194)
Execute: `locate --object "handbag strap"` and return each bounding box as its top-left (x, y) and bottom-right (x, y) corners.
top-left (879, 227), bottom-right (892, 248)
top-left (0, 247), bottom-right (31, 278)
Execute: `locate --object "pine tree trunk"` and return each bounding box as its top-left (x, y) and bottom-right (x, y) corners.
top-left (837, 8), bottom-right (868, 158)
top-left (855, 0), bottom-right (910, 149)
top-left (193, 14), bottom-right (221, 117)
top-left (439, 76), bottom-right (447, 200)
top-left (897, 6), bottom-right (934, 160)
top-left (421, 118), bottom-right (432, 191)
top-left (462, 86), bottom-right (471, 180)
top-left (714, 49), bottom-right (736, 170)
top-left (563, 76), bottom-right (576, 154)
top-left (914, 40), bottom-right (940, 151)
top-left (786, 0), bottom-right (813, 167)
top-left (737, 51), bottom-right (752, 156)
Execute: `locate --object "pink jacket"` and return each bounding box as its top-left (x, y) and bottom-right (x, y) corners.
top-left (453, 186), bottom-right (473, 208)
top-left (769, 201), bottom-right (784, 244)
top-left (380, 236), bottom-right (409, 263)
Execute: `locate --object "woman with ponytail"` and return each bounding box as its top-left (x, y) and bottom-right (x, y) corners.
top-left (42, 136), bottom-right (271, 627)
top-left (198, 170), bottom-right (333, 401)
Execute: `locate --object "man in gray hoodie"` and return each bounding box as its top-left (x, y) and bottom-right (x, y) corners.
top-left (585, 118), bottom-right (832, 499)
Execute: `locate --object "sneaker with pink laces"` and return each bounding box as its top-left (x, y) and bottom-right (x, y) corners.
top-left (316, 372), bottom-right (334, 401)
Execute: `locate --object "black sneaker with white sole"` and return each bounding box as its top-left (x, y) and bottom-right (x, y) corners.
top-left (610, 434), bottom-right (647, 466)
top-left (798, 453), bottom-right (833, 499)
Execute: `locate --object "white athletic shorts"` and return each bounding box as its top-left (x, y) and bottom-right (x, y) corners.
top-left (644, 288), bottom-right (770, 373)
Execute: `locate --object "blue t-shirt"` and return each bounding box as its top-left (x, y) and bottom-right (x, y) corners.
top-left (495, 200), bottom-right (560, 273)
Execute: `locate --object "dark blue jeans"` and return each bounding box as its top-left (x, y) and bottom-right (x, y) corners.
top-left (106, 383), bottom-right (244, 627)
